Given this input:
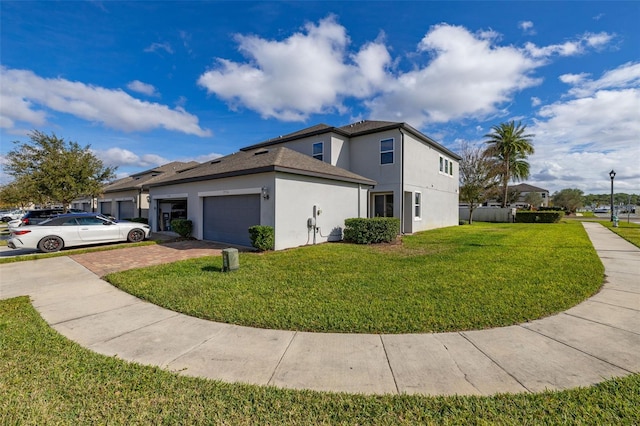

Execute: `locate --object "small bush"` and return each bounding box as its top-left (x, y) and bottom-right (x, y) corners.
top-left (125, 217), bottom-right (149, 224)
top-left (170, 219), bottom-right (193, 237)
top-left (343, 217), bottom-right (400, 244)
top-left (248, 225), bottom-right (274, 251)
top-left (515, 211), bottom-right (564, 223)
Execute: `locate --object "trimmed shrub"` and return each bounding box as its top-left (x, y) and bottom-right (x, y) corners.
top-left (343, 217), bottom-right (400, 244)
top-left (248, 225), bottom-right (274, 251)
top-left (170, 219), bottom-right (193, 237)
top-left (125, 217), bottom-right (149, 224)
top-left (515, 211), bottom-right (564, 223)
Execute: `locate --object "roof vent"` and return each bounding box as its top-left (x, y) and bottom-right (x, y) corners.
top-left (210, 159), bottom-right (221, 164)
top-left (254, 149), bottom-right (269, 156)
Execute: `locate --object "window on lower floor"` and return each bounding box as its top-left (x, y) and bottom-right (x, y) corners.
top-left (414, 192), bottom-right (422, 219)
top-left (312, 142), bottom-right (324, 161)
top-left (373, 193), bottom-right (394, 217)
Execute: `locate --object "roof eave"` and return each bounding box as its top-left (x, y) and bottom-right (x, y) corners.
top-left (240, 127), bottom-right (352, 151)
top-left (274, 166), bottom-right (377, 186)
top-left (147, 166), bottom-right (276, 187)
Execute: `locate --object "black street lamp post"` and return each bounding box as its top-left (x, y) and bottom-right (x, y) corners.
top-left (609, 169), bottom-right (616, 222)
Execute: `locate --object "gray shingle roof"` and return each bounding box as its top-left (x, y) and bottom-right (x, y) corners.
top-left (104, 161), bottom-right (199, 192)
top-left (240, 120), bottom-right (461, 160)
top-left (148, 147), bottom-right (376, 187)
top-left (509, 183), bottom-right (549, 193)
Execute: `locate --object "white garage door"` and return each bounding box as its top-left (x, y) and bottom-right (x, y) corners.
top-left (203, 194), bottom-right (260, 246)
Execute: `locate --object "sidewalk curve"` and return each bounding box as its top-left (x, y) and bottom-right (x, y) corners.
top-left (1, 222), bottom-right (638, 396)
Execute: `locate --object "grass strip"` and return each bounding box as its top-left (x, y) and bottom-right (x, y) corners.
top-left (599, 221), bottom-right (640, 248)
top-left (106, 222), bottom-right (604, 334)
top-left (1, 297), bottom-right (638, 425)
top-left (0, 240), bottom-right (159, 264)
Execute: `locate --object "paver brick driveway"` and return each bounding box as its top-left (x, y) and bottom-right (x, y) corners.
top-left (70, 240), bottom-right (233, 276)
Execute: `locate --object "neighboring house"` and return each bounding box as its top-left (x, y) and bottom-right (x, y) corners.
top-left (72, 161), bottom-right (198, 220)
top-left (481, 183), bottom-right (550, 208)
top-left (148, 120), bottom-right (460, 250)
top-left (509, 183), bottom-right (550, 208)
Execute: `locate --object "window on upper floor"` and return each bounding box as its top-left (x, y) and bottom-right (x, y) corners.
top-left (439, 155), bottom-right (454, 177)
top-left (380, 138), bottom-right (394, 165)
top-left (312, 142), bottom-right (324, 161)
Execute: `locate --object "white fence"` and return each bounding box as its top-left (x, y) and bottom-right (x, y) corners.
top-left (459, 207), bottom-right (516, 223)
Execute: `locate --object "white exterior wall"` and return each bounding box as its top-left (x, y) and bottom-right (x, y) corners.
top-left (149, 173), bottom-right (276, 240)
top-left (97, 189), bottom-right (151, 218)
top-left (402, 132), bottom-right (459, 232)
top-left (330, 134), bottom-right (350, 169)
top-left (274, 172), bottom-right (369, 250)
top-left (348, 129), bottom-right (403, 218)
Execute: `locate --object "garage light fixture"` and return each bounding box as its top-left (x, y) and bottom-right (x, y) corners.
top-left (261, 186), bottom-right (270, 200)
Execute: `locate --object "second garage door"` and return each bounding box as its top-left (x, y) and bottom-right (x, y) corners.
top-left (203, 194), bottom-right (261, 246)
top-left (118, 200), bottom-right (135, 220)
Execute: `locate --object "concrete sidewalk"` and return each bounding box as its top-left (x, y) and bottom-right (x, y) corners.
top-left (0, 222), bottom-right (638, 396)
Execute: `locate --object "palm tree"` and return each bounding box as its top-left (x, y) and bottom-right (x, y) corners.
top-left (483, 121), bottom-right (535, 208)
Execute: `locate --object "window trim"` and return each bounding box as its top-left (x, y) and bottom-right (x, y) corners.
top-left (439, 155), bottom-right (454, 177)
top-left (414, 191), bottom-right (422, 220)
top-left (312, 141), bottom-right (324, 161)
top-left (380, 138), bottom-right (394, 165)
top-left (372, 192), bottom-right (394, 217)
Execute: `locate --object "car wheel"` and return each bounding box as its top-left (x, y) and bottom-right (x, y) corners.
top-left (38, 236), bottom-right (64, 253)
top-left (127, 228), bottom-right (145, 243)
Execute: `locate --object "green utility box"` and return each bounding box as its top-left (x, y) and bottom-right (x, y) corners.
top-left (222, 248), bottom-right (239, 272)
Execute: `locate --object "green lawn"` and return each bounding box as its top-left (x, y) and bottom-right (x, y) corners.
top-left (106, 222), bottom-right (604, 333)
top-left (600, 220), bottom-right (640, 248)
top-left (2, 297), bottom-right (638, 425)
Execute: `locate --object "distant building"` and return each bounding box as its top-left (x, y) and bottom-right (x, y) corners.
top-left (481, 183), bottom-right (550, 208)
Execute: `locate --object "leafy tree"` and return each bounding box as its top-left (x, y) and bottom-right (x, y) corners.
top-left (552, 188), bottom-right (584, 213)
top-left (483, 121), bottom-right (535, 207)
top-left (458, 142), bottom-right (499, 224)
top-left (524, 191), bottom-right (543, 209)
top-left (5, 131), bottom-right (116, 209)
top-left (0, 176), bottom-right (38, 209)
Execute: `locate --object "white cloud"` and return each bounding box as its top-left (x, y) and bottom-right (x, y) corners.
top-left (127, 80), bottom-right (159, 97)
top-left (144, 42), bottom-right (173, 54)
top-left (519, 21), bottom-right (536, 35)
top-left (367, 24), bottom-right (541, 126)
top-left (93, 147), bottom-right (170, 168)
top-left (564, 62), bottom-right (640, 97)
top-left (184, 152), bottom-right (224, 163)
top-left (523, 31), bottom-right (615, 58)
top-left (0, 67), bottom-right (211, 137)
top-left (198, 16), bottom-right (391, 121)
top-left (531, 97), bottom-right (541, 107)
top-left (559, 73), bottom-right (590, 85)
top-left (528, 62), bottom-right (640, 193)
top-left (200, 20), bottom-right (546, 126)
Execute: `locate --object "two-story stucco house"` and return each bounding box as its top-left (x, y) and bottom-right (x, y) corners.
top-left (148, 120), bottom-right (460, 249)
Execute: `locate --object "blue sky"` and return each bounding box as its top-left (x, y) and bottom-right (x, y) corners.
top-left (1, 1), bottom-right (639, 195)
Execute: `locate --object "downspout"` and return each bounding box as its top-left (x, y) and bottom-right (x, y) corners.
top-left (400, 129), bottom-right (405, 234)
top-left (358, 183), bottom-right (361, 217)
